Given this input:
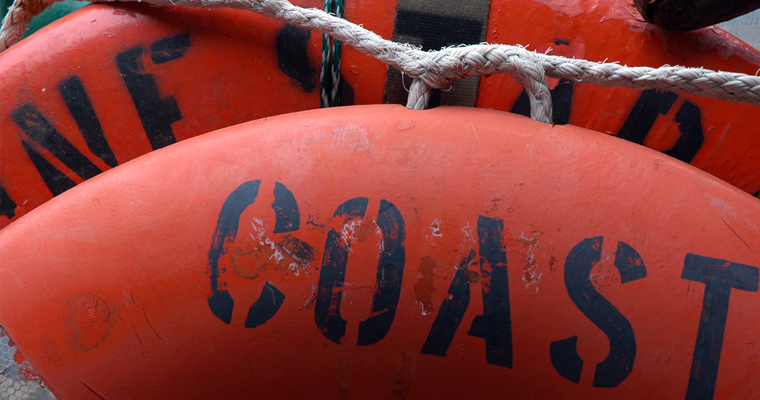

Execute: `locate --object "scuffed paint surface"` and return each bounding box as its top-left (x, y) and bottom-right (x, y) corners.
top-left (232, 218), bottom-right (316, 279)
top-left (63, 294), bottom-right (112, 353)
top-left (517, 231), bottom-right (543, 294)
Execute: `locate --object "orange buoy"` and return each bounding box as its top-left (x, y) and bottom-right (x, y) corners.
top-left (0, 2), bottom-right (389, 229)
top-left (3, 1), bottom-right (760, 230)
top-left (1, 105), bottom-right (759, 399)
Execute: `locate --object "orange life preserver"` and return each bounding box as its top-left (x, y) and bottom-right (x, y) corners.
top-left (2, 0), bottom-right (760, 230)
top-left (0, 105), bottom-right (758, 399)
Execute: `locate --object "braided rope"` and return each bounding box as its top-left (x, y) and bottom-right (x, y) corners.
top-left (2, 0), bottom-right (760, 123)
top-left (0, 0), bottom-right (55, 50)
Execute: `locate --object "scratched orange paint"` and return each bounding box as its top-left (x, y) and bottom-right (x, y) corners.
top-left (0, 106), bottom-right (758, 399)
top-left (2, 0), bottom-right (760, 231)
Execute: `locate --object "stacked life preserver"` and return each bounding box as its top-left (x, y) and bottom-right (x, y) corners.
top-left (0, 106), bottom-right (759, 399)
top-left (3, 0), bottom-right (760, 229)
top-left (1, 0), bottom-right (760, 399)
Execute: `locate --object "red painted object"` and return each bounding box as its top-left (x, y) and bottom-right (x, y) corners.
top-left (3, 0), bottom-right (760, 230)
top-left (0, 105), bottom-right (758, 399)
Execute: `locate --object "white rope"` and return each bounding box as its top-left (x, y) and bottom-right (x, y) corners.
top-left (406, 78), bottom-right (431, 110)
top-left (0, 0), bottom-right (56, 51)
top-left (2, 0), bottom-right (760, 123)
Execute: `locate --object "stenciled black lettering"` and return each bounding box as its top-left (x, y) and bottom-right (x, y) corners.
top-left (151, 34), bottom-right (191, 64)
top-left (618, 90), bottom-right (677, 144)
top-left (12, 104), bottom-right (104, 196)
top-left (357, 200), bottom-right (406, 346)
top-left (550, 238), bottom-right (647, 387)
top-left (272, 181), bottom-right (300, 233)
top-left (12, 104), bottom-right (103, 180)
top-left (0, 185), bottom-right (16, 220)
top-left (421, 249), bottom-right (476, 356)
top-left (315, 198), bottom-right (406, 345)
top-left (20, 141), bottom-right (77, 196)
top-left (245, 282), bottom-right (286, 328)
top-left (467, 216), bottom-right (513, 368)
top-left (315, 197), bottom-right (369, 343)
top-left (681, 254), bottom-right (759, 400)
top-left (59, 76), bottom-right (118, 168)
top-left (207, 180), bottom-right (262, 324)
top-left (116, 46), bottom-right (182, 150)
top-left (663, 100), bottom-right (704, 163)
top-left (618, 90), bottom-right (704, 163)
top-left (276, 25), bottom-right (316, 93)
top-left (207, 180), bottom-right (289, 328)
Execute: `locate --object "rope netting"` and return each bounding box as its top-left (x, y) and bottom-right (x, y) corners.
top-left (2, 0), bottom-right (760, 123)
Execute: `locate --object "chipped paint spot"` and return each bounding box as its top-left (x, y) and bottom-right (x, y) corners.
top-left (426, 219), bottom-right (443, 242)
top-left (462, 270), bottom-right (480, 283)
top-left (341, 219), bottom-right (362, 249)
top-left (232, 219), bottom-right (315, 278)
top-left (355, 219), bottom-right (378, 243)
top-left (391, 351), bottom-right (412, 400)
top-left (517, 231), bottom-right (544, 294)
top-left (548, 256), bottom-right (559, 272)
top-left (279, 234), bottom-right (316, 276)
top-left (590, 260), bottom-right (620, 291)
top-left (64, 294), bottom-right (112, 353)
top-left (413, 256), bottom-right (437, 315)
top-left (232, 242), bottom-right (280, 279)
top-left (396, 119), bottom-right (414, 131)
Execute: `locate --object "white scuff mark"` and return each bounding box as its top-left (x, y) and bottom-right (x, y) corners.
top-left (288, 262), bottom-right (300, 276)
top-left (250, 217), bottom-right (266, 242)
top-left (250, 218), bottom-right (307, 273)
top-left (468, 122), bottom-right (481, 146)
top-left (250, 219), bottom-right (284, 263)
top-left (301, 284), bottom-right (317, 309)
top-left (519, 231), bottom-right (543, 294)
top-left (342, 219), bottom-right (362, 251)
top-left (263, 237), bottom-right (285, 264)
top-left (461, 223), bottom-right (476, 243)
top-left (426, 219), bottom-right (443, 242)
top-left (375, 222), bottom-right (385, 255)
top-left (265, 282), bottom-right (278, 305)
top-left (417, 302), bottom-right (430, 316)
top-left (431, 220), bottom-right (443, 236)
